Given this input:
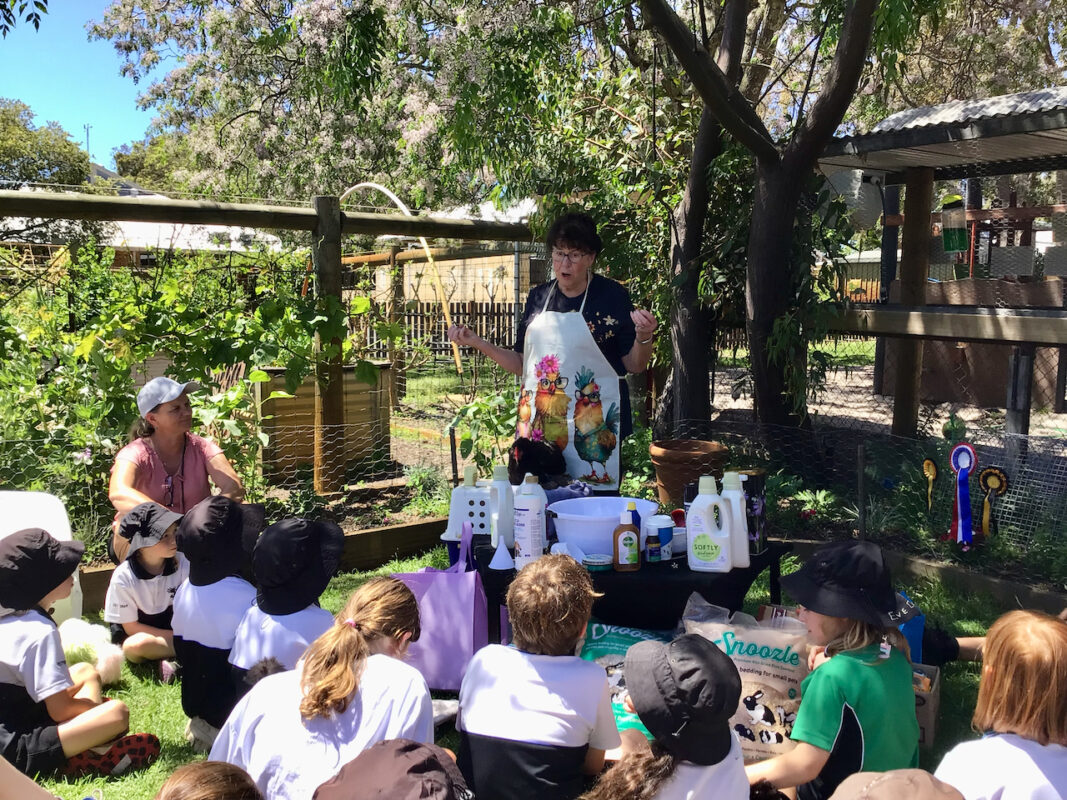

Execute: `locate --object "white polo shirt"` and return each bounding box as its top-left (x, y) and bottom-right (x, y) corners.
top-left (229, 603), bottom-right (334, 670)
top-left (171, 576), bottom-right (256, 648)
top-left (104, 554), bottom-right (189, 626)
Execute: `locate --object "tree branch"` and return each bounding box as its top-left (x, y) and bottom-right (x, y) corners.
top-left (641, 0), bottom-right (780, 164)
top-left (784, 0), bottom-right (879, 170)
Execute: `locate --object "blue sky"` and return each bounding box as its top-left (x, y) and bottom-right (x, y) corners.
top-left (0, 0), bottom-right (161, 169)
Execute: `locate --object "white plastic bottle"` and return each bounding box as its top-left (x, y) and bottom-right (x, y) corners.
top-left (513, 475), bottom-right (547, 571)
top-left (721, 471), bottom-right (750, 569)
top-left (489, 465), bottom-right (515, 549)
top-left (687, 475), bottom-right (732, 572)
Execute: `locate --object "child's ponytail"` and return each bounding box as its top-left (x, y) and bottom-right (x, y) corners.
top-left (825, 620), bottom-right (911, 661)
top-left (579, 745), bottom-right (677, 800)
top-left (299, 577), bottom-right (420, 721)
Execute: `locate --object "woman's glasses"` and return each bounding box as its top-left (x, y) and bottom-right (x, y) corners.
top-left (162, 474), bottom-right (183, 509)
top-left (551, 249), bottom-right (590, 264)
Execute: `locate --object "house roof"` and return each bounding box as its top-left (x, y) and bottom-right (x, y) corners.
top-left (820, 86), bottom-right (1067, 183)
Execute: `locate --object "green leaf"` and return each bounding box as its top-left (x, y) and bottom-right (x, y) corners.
top-left (266, 390), bottom-right (295, 400)
top-left (248, 369), bottom-right (271, 383)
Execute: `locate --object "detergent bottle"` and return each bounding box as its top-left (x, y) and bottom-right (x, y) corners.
top-left (489, 465), bottom-right (515, 548)
top-left (513, 475), bottom-right (547, 571)
top-left (721, 471), bottom-right (750, 569)
top-left (686, 476), bottom-right (731, 573)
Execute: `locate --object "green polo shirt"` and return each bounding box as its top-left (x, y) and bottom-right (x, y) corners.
top-left (791, 644), bottom-right (919, 800)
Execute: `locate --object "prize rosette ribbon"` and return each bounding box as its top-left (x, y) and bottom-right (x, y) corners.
top-left (949, 443), bottom-right (977, 548)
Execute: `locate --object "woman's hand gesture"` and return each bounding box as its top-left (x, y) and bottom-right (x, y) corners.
top-left (447, 323), bottom-right (479, 348)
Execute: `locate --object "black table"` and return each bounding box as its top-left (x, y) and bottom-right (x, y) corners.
top-left (472, 537), bottom-right (791, 640)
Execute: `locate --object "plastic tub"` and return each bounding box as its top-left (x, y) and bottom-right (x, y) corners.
top-left (548, 496), bottom-right (659, 556)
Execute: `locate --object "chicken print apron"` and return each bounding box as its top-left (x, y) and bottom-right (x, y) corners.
top-left (519, 279), bottom-right (622, 489)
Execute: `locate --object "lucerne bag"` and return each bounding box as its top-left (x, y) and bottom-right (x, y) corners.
top-left (393, 522), bottom-right (488, 691)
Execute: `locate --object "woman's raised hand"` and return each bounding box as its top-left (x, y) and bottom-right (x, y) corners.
top-left (631, 309), bottom-right (658, 342)
top-left (447, 323), bottom-right (479, 348)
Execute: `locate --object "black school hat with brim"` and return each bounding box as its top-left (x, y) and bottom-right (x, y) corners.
top-left (625, 633), bottom-right (742, 766)
top-left (781, 540), bottom-right (919, 627)
top-left (0, 528), bottom-right (84, 612)
top-left (177, 496), bottom-right (265, 586)
top-left (254, 518), bottom-right (344, 615)
top-left (313, 739), bottom-right (473, 800)
top-left (118, 502), bottom-right (183, 559)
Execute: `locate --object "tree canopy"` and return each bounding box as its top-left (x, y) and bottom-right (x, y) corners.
top-left (0, 98), bottom-right (89, 188)
top-left (0, 0), bottom-right (47, 37)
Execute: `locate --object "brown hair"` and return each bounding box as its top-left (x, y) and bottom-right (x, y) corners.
top-left (129, 417), bottom-right (155, 440)
top-left (579, 744), bottom-right (676, 800)
top-left (299, 577), bottom-right (420, 721)
top-left (824, 617), bottom-right (910, 660)
top-left (155, 761), bottom-right (263, 800)
top-left (507, 554), bottom-right (600, 656)
top-left (973, 610), bottom-right (1067, 746)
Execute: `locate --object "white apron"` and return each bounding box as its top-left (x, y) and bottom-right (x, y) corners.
top-left (518, 277), bottom-right (622, 489)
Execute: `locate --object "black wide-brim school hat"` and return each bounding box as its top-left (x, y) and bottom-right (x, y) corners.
top-left (177, 496), bottom-right (265, 586)
top-left (625, 634), bottom-right (741, 766)
top-left (0, 528), bottom-right (84, 612)
top-left (254, 518), bottom-right (344, 615)
top-left (118, 502), bottom-right (183, 559)
top-left (781, 540), bottom-right (919, 628)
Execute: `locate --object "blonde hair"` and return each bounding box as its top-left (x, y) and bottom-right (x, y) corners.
top-left (824, 617), bottom-right (910, 660)
top-left (298, 577), bottom-right (420, 721)
top-left (507, 554), bottom-right (601, 656)
top-left (973, 610), bottom-right (1067, 746)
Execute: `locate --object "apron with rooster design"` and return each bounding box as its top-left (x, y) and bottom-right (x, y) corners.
top-left (520, 279), bottom-right (621, 490)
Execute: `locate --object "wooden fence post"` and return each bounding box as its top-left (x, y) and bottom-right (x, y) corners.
top-left (312, 195), bottom-right (345, 494)
top-left (873, 184), bottom-right (899, 397)
top-left (891, 168), bottom-right (934, 438)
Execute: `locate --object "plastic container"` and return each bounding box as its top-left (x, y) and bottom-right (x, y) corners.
top-left (583, 554), bottom-right (613, 572)
top-left (445, 464), bottom-right (492, 540)
top-left (643, 514), bottom-right (675, 560)
top-left (687, 476), bottom-right (731, 573)
top-left (489, 465), bottom-right (515, 549)
top-left (548, 496), bottom-right (660, 555)
top-left (722, 471), bottom-right (750, 569)
top-left (612, 512), bottom-right (641, 572)
top-left (514, 475), bottom-right (547, 571)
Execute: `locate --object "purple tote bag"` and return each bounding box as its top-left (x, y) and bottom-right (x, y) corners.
top-left (393, 523), bottom-right (488, 691)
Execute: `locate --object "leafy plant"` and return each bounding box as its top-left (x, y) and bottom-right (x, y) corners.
top-left (401, 464), bottom-right (451, 517)
top-left (619, 426), bottom-right (656, 501)
top-left (449, 392), bottom-right (518, 477)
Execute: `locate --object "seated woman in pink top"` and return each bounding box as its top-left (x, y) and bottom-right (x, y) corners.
top-left (109, 377), bottom-right (244, 562)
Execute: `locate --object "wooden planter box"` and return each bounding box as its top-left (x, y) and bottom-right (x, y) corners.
top-left (255, 363), bottom-right (393, 483)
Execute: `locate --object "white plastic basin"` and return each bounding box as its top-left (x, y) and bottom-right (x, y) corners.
top-left (548, 496), bottom-right (660, 557)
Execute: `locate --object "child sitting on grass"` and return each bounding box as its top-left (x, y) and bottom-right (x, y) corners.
top-left (228, 518), bottom-right (343, 688)
top-left (0, 528), bottom-right (159, 778)
top-left (155, 760), bottom-right (264, 800)
top-left (457, 553), bottom-right (621, 800)
top-left (934, 609), bottom-right (1067, 799)
top-left (210, 577), bottom-right (433, 800)
top-left (580, 633), bottom-right (749, 800)
top-left (745, 540), bottom-right (920, 800)
top-left (172, 496), bottom-right (258, 751)
top-left (104, 502), bottom-right (187, 680)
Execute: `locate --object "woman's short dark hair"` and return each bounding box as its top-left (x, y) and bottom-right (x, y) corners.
top-left (546, 212), bottom-right (603, 256)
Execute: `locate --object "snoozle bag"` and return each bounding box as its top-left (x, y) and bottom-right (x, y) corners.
top-left (393, 524), bottom-right (488, 691)
top-left (683, 594), bottom-right (809, 762)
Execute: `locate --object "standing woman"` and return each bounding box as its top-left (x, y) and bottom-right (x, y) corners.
top-left (448, 212), bottom-right (657, 491)
top-left (109, 377), bottom-right (244, 562)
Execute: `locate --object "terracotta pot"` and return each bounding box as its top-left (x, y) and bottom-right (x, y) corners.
top-left (649, 439), bottom-right (730, 508)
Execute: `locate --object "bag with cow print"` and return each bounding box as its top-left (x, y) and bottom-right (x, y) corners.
top-left (682, 593), bottom-right (810, 761)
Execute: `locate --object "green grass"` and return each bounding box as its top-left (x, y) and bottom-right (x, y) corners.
top-left (41, 546), bottom-right (1014, 798)
top-left (717, 339), bottom-right (877, 370)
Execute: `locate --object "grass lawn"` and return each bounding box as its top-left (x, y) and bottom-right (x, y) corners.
top-left (43, 548), bottom-right (1005, 799)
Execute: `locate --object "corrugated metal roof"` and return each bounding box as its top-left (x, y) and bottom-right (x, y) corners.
top-left (872, 86), bottom-right (1067, 133)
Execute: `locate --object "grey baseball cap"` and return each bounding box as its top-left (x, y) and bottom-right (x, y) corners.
top-left (137, 377), bottom-right (199, 417)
